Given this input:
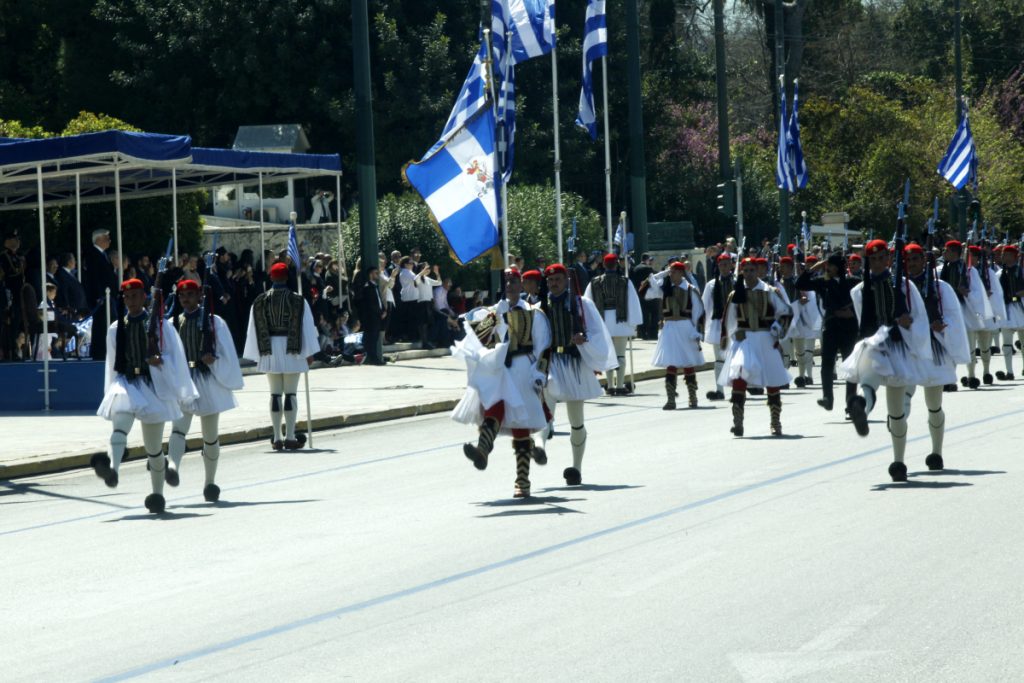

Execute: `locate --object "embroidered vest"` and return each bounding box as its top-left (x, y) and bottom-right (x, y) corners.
top-left (590, 272), bottom-right (629, 323)
top-left (661, 282), bottom-right (692, 320)
top-left (253, 289), bottom-right (304, 355)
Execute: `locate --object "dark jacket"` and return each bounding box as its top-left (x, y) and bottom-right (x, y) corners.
top-left (83, 245), bottom-right (118, 307)
top-left (55, 268), bottom-right (88, 313)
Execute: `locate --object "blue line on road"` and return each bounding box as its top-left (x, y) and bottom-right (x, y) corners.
top-left (95, 407), bottom-right (1020, 682)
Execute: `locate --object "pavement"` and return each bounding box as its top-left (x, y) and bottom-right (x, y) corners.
top-left (3, 358), bottom-right (1024, 681)
top-left (0, 338), bottom-right (676, 479)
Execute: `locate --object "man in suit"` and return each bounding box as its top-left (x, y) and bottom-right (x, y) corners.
top-left (630, 253), bottom-right (657, 339)
top-left (358, 264), bottom-right (386, 365)
top-left (83, 228), bottom-right (119, 360)
top-left (55, 253), bottom-right (88, 314)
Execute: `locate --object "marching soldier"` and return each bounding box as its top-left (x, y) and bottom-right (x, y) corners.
top-left (165, 280), bottom-right (244, 502)
top-left (455, 268), bottom-right (551, 498)
top-left (648, 262), bottom-right (705, 409)
top-left (242, 262), bottom-right (319, 450)
top-left (719, 257), bottom-right (792, 437)
top-left (540, 264), bottom-right (616, 486)
top-left (701, 252), bottom-right (735, 401)
top-left (92, 279), bottom-right (196, 514)
top-left (939, 240), bottom-right (990, 389)
top-left (583, 253), bottom-right (642, 395)
top-left (997, 245), bottom-right (1024, 380)
top-left (777, 256), bottom-right (821, 387)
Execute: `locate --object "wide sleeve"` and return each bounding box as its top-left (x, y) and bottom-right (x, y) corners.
top-left (582, 282), bottom-right (595, 303)
top-left (988, 271), bottom-right (1006, 321)
top-left (299, 300), bottom-right (321, 359)
top-left (211, 315), bottom-right (244, 391)
top-left (626, 280), bottom-right (643, 326)
top-left (646, 272), bottom-right (666, 301)
top-left (851, 283), bottom-right (864, 323)
top-left (938, 280), bottom-right (971, 364)
top-left (152, 320), bottom-right (198, 403)
top-left (966, 268), bottom-right (992, 321)
top-left (689, 286), bottom-right (704, 326)
top-left (104, 323), bottom-right (117, 392)
top-left (579, 297), bottom-right (618, 371)
top-left (771, 287), bottom-right (792, 318)
top-left (904, 279), bottom-right (932, 362)
top-left (241, 304), bottom-right (260, 362)
top-left (531, 307), bottom-right (551, 358)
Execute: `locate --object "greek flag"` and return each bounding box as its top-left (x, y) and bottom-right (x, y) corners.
top-left (288, 222), bottom-right (301, 269)
top-left (775, 85), bottom-right (794, 192)
top-left (508, 0), bottom-right (556, 64)
top-left (787, 81), bottom-right (809, 190)
top-left (404, 106), bottom-right (500, 265)
top-left (435, 42), bottom-right (489, 146)
top-left (937, 109), bottom-right (977, 190)
top-left (576, 0), bottom-right (608, 140)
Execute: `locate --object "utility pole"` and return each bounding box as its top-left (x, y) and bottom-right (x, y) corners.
top-left (953, 0), bottom-right (968, 241)
top-left (735, 159), bottom-right (745, 247)
top-left (625, 0), bottom-right (649, 256)
top-left (352, 0), bottom-right (379, 268)
top-left (774, 0), bottom-right (791, 246)
top-left (714, 0), bottom-right (731, 185)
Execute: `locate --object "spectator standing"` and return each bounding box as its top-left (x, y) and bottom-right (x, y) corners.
top-left (358, 264), bottom-right (386, 365)
top-left (82, 228), bottom-right (118, 360)
top-left (55, 253), bottom-right (87, 314)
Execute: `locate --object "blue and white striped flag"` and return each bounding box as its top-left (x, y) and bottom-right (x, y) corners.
top-left (787, 80), bottom-right (809, 190)
top-left (508, 0), bottom-right (556, 64)
top-left (287, 222), bottom-right (301, 269)
top-left (776, 84), bottom-right (794, 192)
top-left (937, 108), bottom-right (977, 191)
top-left (576, 0), bottom-right (608, 140)
top-left (404, 106), bottom-right (500, 265)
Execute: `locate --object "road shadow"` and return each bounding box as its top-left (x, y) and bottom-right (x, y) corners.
top-left (538, 484), bottom-right (644, 493)
top-left (0, 481), bottom-right (133, 509)
top-left (871, 481), bottom-right (974, 492)
top-left (474, 495), bottom-right (585, 507)
top-left (173, 499), bottom-right (320, 509)
top-left (743, 434), bottom-right (822, 441)
top-left (911, 469), bottom-right (1006, 477)
top-left (477, 506), bottom-right (583, 518)
top-left (102, 511), bottom-right (213, 522)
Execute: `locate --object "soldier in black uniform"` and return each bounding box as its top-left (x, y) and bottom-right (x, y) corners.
top-left (797, 253), bottom-right (860, 413)
top-left (0, 228), bottom-right (27, 360)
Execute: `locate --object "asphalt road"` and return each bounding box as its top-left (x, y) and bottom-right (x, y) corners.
top-left (3, 371), bottom-right (1023, 682)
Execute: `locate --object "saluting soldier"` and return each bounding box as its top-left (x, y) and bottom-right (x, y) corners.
top-left (92, 279), bottom-right (197, 514)
top-left (165, 280), bottom-right (244, 502)
top-left (242, 262), bottom-right (319, 451)
top-left (583, 253), bottom-right (642, 395)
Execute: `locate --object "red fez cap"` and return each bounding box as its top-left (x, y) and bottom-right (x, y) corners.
top-left (903, 243), bottom-right (924, 255)
top-left (1004, 245), bottom-right (1020, 254)
top-left (865, 239), bottom-right (889, 255)
top-left (787, 244), bottom-right (796, 255)
top-left (504, 267), bottom-right (522, 280)
top-left (176, 279), bottom-right (200, 292)
top-left (269, 262), bottom-right (289, 280)
top-left (717, 253), bottom-right (734, 262)
top-left (544, 263), bottom-right (568, 276)
top-left (780, 256), bottom-right (794, 265)
top-left (806, 255), bottom-right (819, 264)
top-left (755, 257), bottom-right (768, 265)
top-left (669, 261), bottom-right (687, 271)
top-left (741, 257), bottom-right (756, 267)
top-left (945, 240), bottom-right (963, 251)
top-left (603, 253), bottom-right (619, 266)
top-left (848, 253), bottom-right (862, 261)
top-left (968, 244), bottom-right (982, 253)
top-left (120, 278), bottom-right (145, 292)
top-left (522, 269), bottom-right (542, 281)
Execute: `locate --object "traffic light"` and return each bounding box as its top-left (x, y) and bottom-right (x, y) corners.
top-left (716, 180), bottom-right (735, 218)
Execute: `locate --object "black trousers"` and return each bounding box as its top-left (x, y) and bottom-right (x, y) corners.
top-left (820, 317), bottom-right (858, 406)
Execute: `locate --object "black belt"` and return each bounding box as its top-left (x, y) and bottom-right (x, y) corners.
top-left (505, 345), bottom-right (534, 367)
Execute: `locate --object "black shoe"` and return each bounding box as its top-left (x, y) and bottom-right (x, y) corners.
top-left (91, 453), bottom-right (111, 479)
top-left (532, 446), bottom-right (548, 466)
top-left (164, 466), bottom-right (180, 487)
top-left (991, 346), bottom-right (1000, 355)
top-left (960, 376), bottom-right (968, 387)
top-left (925, 453), bottom-right (944, 471)
top-left (144, 493), bottom-right (166, 514)
top-left (943, 383), bottom-right (958, 392)
top-left (706, 390), bottom-right (725, 401)
top-left (968, 377), bottom-right (980, 389)
top-left (730, 425), bottom-right (744, 437)
top-left (104, 470), bottom-right (119, 488)
top-left (817, 398), bottom-right (833, 411)
top-left (203, 484), bottom-right (221, 502)
top-left (888, 461), bottom-right (908, 482)
top-left (848, 396), bottom-right (869, 437)
top-left (748, 387), bottom-right (765, 396)
top-left (804, 377), bottom-right (814, 386)
top-left (996, 371), bottom-right (1008, 381)
top-left (983, 373), bottom-right (993, 385)
top-left (563, 467), bottom-right (582, 486)
top-left (463, 443), bottom-right (487, 470)
top-left (793, 376), bottom-right (807, 388)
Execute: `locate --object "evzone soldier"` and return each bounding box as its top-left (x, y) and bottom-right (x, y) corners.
top-left (242, 262), bottom-right (320, 450)
top-left (777, 255), bottom-right (822, 387)
top-left (539, 263), bottom-right (616, 486)
top-left (939, 240), bottom-right (993, 389)
top-left (165, 280), bottom-right (244, 502)
top-left (847, 253), bottom-right (864, 280)
top-left (840, 239), bottom-right (930, 481)
top-left (796, 253), bottom-right (860, 413)
top-left (997, 245), bottom-right (1024, 381)
top-left (648, 261), bottom-right (705, 409)
top-left (968, 244), bottom-right (1006, 386)
top-left (718, 257), bottom-right (792, 437)
top-left (521, 269), bottom-right (543, 307)
top-left (92, 278), bottom-right (197, 514)
top-left (455, 268), bottom-right (551, 498)
top-left (701, 252), bottom-right (735, 401)
top-left (584, 253), bottom-right (642, 396)
top-left (904, 243), bottom-right (970, 471)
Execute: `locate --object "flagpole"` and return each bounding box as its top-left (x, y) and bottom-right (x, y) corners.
top-left (602, 56), bottom-right (613, 253)
top-left (552, 47), bottom-right (564, 264)
top-left (483, 27), bottom-right (510, 268)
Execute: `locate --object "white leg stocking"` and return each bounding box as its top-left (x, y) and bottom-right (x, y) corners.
top-left (859, 369), bottom-right (881, 415)
top-left (267, 373), bottom-right (284, 442)
top-left (924, 385), bottom-right (944, 456)
top-left (903, 385), bottom-right (917, 420)
top-left (167, 413), bottom-right (194, 471)
top-left (200, 414), bottom-right (220, 486)
top-left (713, 347), bottom-right (726, 394)
top-left (779, 337), bottom-right (794, 370)
top-left (886, 385), bottom-right (908, 464)
top-left (566, 400), bottom-right (586, 471)
top-left (799, 339), bottom-right (814, 381)
top-left (109, 412), bottom-right (134, 473)
top-left (966, 331), bottom-right (978, 379)
top-left (283, 373), bottom-right (301, 440)
top-left (979, 331), bottom-right (992, 374)
top-left (1002, 330), bottom-right (1015, 375)
top-left (141, 421), bottom-right (166, 496)
top-left (610, 337), bottom-right (628, 389)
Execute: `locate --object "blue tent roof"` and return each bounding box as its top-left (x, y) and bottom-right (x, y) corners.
top-left (0, 130), bottom-right (192, 171)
